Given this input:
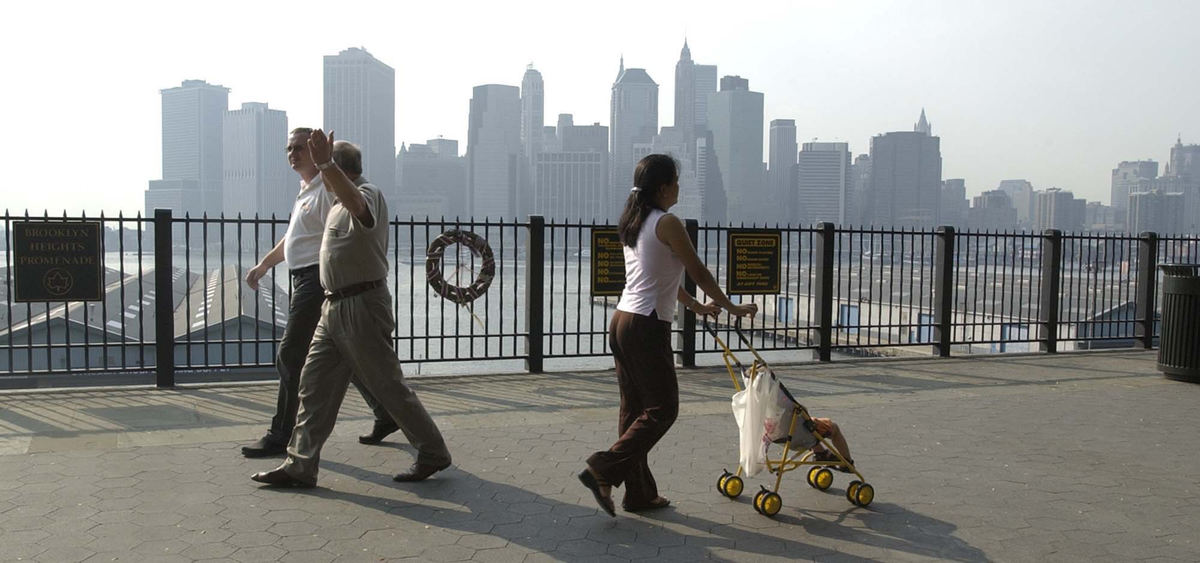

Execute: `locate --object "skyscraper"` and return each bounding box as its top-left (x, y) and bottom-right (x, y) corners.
top-left (768, 119), bottom-right (798, 221)
top-left (1165, 137), bottom-right (1200, 233)
top-left (696, 131), bottom-right (727, 223)
top-left (867, 110), bottom-right (942, 227)
top-left (467, 84), bottom-right (522, 218)
top-left (145, 79), bottom-right (229, 216)
top-left (648, 127), bottom-right (701, 221)
top-left (996, 179), bottom-right (1035, 229)
top-left (324, 47), bottom-right (395, 197)
top-left (969, 190), bottom-right (1018, 231)
top-left (520, 65), bottom-right (545, 167)
top-left (707, 76), bottom-right (764, 221)
top-left (222, 102), bottom-right (290, 218)
top-left (847, 154), bottom-right (872, 225)
top-left (1110, 160), bottom-right (1158, 226)
top-left (940, 179), bottom-right (969, 228)
top-left (796, 142), bottom-right (850, 225)
top-left (673, 40), bottom-right (717, 160)
top-left (1128, 189), bottom-right (1184, 235)
top-left (610, 59), bottom-right (658, 214)
top-left (531, 115), bottom-right (609, 221)
top-left (396, 138), bottom-right (467, 219)
top-left (1034, 188), bottom-right (1086, 232)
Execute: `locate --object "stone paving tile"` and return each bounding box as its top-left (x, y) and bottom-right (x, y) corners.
top-left (1, 351), bottom-right (1199, 561)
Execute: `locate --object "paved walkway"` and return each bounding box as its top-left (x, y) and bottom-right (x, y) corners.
top-left (1, 350), bottom-right (1198, 562)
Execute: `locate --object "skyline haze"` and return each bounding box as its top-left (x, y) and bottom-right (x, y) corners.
top-left (4, 0), bottom-right (1198, 217)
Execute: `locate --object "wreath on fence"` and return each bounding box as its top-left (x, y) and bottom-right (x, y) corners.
top-left (426, 228), bottom-right (495, 305)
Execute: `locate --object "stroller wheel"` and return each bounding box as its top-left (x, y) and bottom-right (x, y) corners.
top-left (813, 468), bottom-right (834, 491)
top-left (720, 474), bottom-right (744, 498)
top-left (853, 482), bottom-right (875, 507)
top-left (716, 472), bottom-right (729, 493)
top-left (752, 490), bottom-right (765, 514)
top-left (759, 491), bottom-right (783, 517)
top-left (846, 480), bottom-right (862, 504)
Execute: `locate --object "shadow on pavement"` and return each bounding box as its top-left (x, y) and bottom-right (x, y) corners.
top-left (271, 461), bottom-right (987, 562)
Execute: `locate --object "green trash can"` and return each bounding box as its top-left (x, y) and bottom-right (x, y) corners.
top-left (1158, 264), bottom-right (1200, 382)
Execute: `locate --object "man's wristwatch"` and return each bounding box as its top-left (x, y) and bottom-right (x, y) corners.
top-left (316, 160), bottom-right (335, 171)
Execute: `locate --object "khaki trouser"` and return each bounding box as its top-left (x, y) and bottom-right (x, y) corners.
top-left (282, 286), bottom-right (451, 482)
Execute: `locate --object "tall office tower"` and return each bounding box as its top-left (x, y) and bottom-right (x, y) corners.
top-left (222, 102), bottom-right (290, 219)
top-left (145, 79), bottom-right (229, 216)
top-left (1166, 136), bottom-right (1200, 178)
top-left (696, 131), bottom-right (727, 223)
top-left (968, 190), bottom-right (1019, 231)
top-left (847, 154), bottom-right (872, 224)
top-left (1034, 188), bottom-right (1086, 232)
top-left (1110, 160), bottom-right (1158, 227)
top-left (531, 115), bottom-right (608, 221)
top-left (520, 65), bottom-right (545, 166)
top-left (558, 114), bottom-right (608, 153)
top-left (1085, 202), bottom-right (1118, 231)
top-left (324, 47), bottom-right (395, 197)
top-left (1165, 137), bottom-right (1200, 233)
top-left (673, 40), bottom-right (718, 159)
top-left (467, 84), bottom-right (522, 218)
top-left (610, 59), bottom-right (659, 214)
top-left (768, 119), bottom-right (798, 221)
top-left (707, 76), bottom-right (765, 221)
top-left (648, 127), bottom-right (701, 220)
top-left (795, 142), bottom-right (850, 225)
top-left (867, 110), bottom-right (942, 227)
top-left (940, 179), bottom-right (969, 228)
top-left (1128, 190), bottom-right (1185, 235)
top-left (996, 179), bottom-right (1035, 229)
top-left (396, 138), bottom-right (467, 219)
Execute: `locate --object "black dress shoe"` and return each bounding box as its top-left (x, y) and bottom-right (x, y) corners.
top-left (250, 468), bottom-right (315, 488)
top-left (358, 420), bottom-right (400, 445)
top-left (578, 469), bottom-right (616, 517)
top-left (241, 436), bottom-right (287, 458)
top-left (393, 460), bottom-right (451, 482)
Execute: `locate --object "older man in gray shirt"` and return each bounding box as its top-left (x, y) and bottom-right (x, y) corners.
top-left (251, 130), bottom-right (452, 488)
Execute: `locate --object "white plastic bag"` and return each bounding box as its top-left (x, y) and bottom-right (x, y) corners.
top-left (730, 364), bottom-right (784, 477)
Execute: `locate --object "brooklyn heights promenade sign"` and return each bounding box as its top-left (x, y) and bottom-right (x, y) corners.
top-left (12, 221), bottom-right (103, 302)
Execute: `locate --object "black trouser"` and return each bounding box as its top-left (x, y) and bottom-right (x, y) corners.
top-left (587, 310), bottom-right (679, 507)
top-left (268, 266), bottom-right (390, 444)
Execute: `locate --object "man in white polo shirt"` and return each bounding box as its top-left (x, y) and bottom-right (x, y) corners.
top-left (240, 127), bottom-right (397, 458)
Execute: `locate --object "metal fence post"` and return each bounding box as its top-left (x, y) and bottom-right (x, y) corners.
top-left (680, 219), bottom-right (699, 367)
top-left (153, 208), bottom-right (175, 387)
top-left (934, 226), bottom-right (956, 357)
top-left (814, 222), bottom-right (836, 361)
top-left (1039, 229), bottom-right (1063, 354)
top-left (525, 215), bottom-right (544, 373)
top-left (1136, 231), bottom-right (1159, 349)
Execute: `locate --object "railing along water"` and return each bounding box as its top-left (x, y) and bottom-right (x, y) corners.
top-left (0, 210), bottom-right (1186, 386)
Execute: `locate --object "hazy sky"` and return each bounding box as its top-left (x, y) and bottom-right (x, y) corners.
top-left (4, 0), bottom-right (1197, 216)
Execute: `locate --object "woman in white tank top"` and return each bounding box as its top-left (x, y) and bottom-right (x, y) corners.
top-left (578, 154), bottom-right (758, 516)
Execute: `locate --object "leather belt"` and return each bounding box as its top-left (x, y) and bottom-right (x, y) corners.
top-left (290, 264), bottom-right (318, 276)
top-left (324, 279), bottom-right (384, 301)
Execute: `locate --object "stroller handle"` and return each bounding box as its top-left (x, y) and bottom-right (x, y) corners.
top-left (702, 315), bottom-right (770, 370)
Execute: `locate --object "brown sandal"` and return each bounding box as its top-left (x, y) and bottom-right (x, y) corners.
top-left (623, 496), bottom-right (671, 512)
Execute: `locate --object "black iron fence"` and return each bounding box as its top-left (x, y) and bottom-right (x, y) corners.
top-left (2, 210), bottom-right (1195, 387)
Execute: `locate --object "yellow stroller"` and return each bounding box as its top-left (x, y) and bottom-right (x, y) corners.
top-left (706, 319), bottom-right (876, 517)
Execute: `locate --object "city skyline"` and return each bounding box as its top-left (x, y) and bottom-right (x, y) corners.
top-left (4, 0), bottom-right (1198, 215)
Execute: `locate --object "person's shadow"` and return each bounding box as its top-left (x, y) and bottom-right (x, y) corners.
top-left (267, 454), bottom-right (987, 562)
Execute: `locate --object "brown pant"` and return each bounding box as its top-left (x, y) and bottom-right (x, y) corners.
top-left (587, 310), bottom-right (679, 507)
